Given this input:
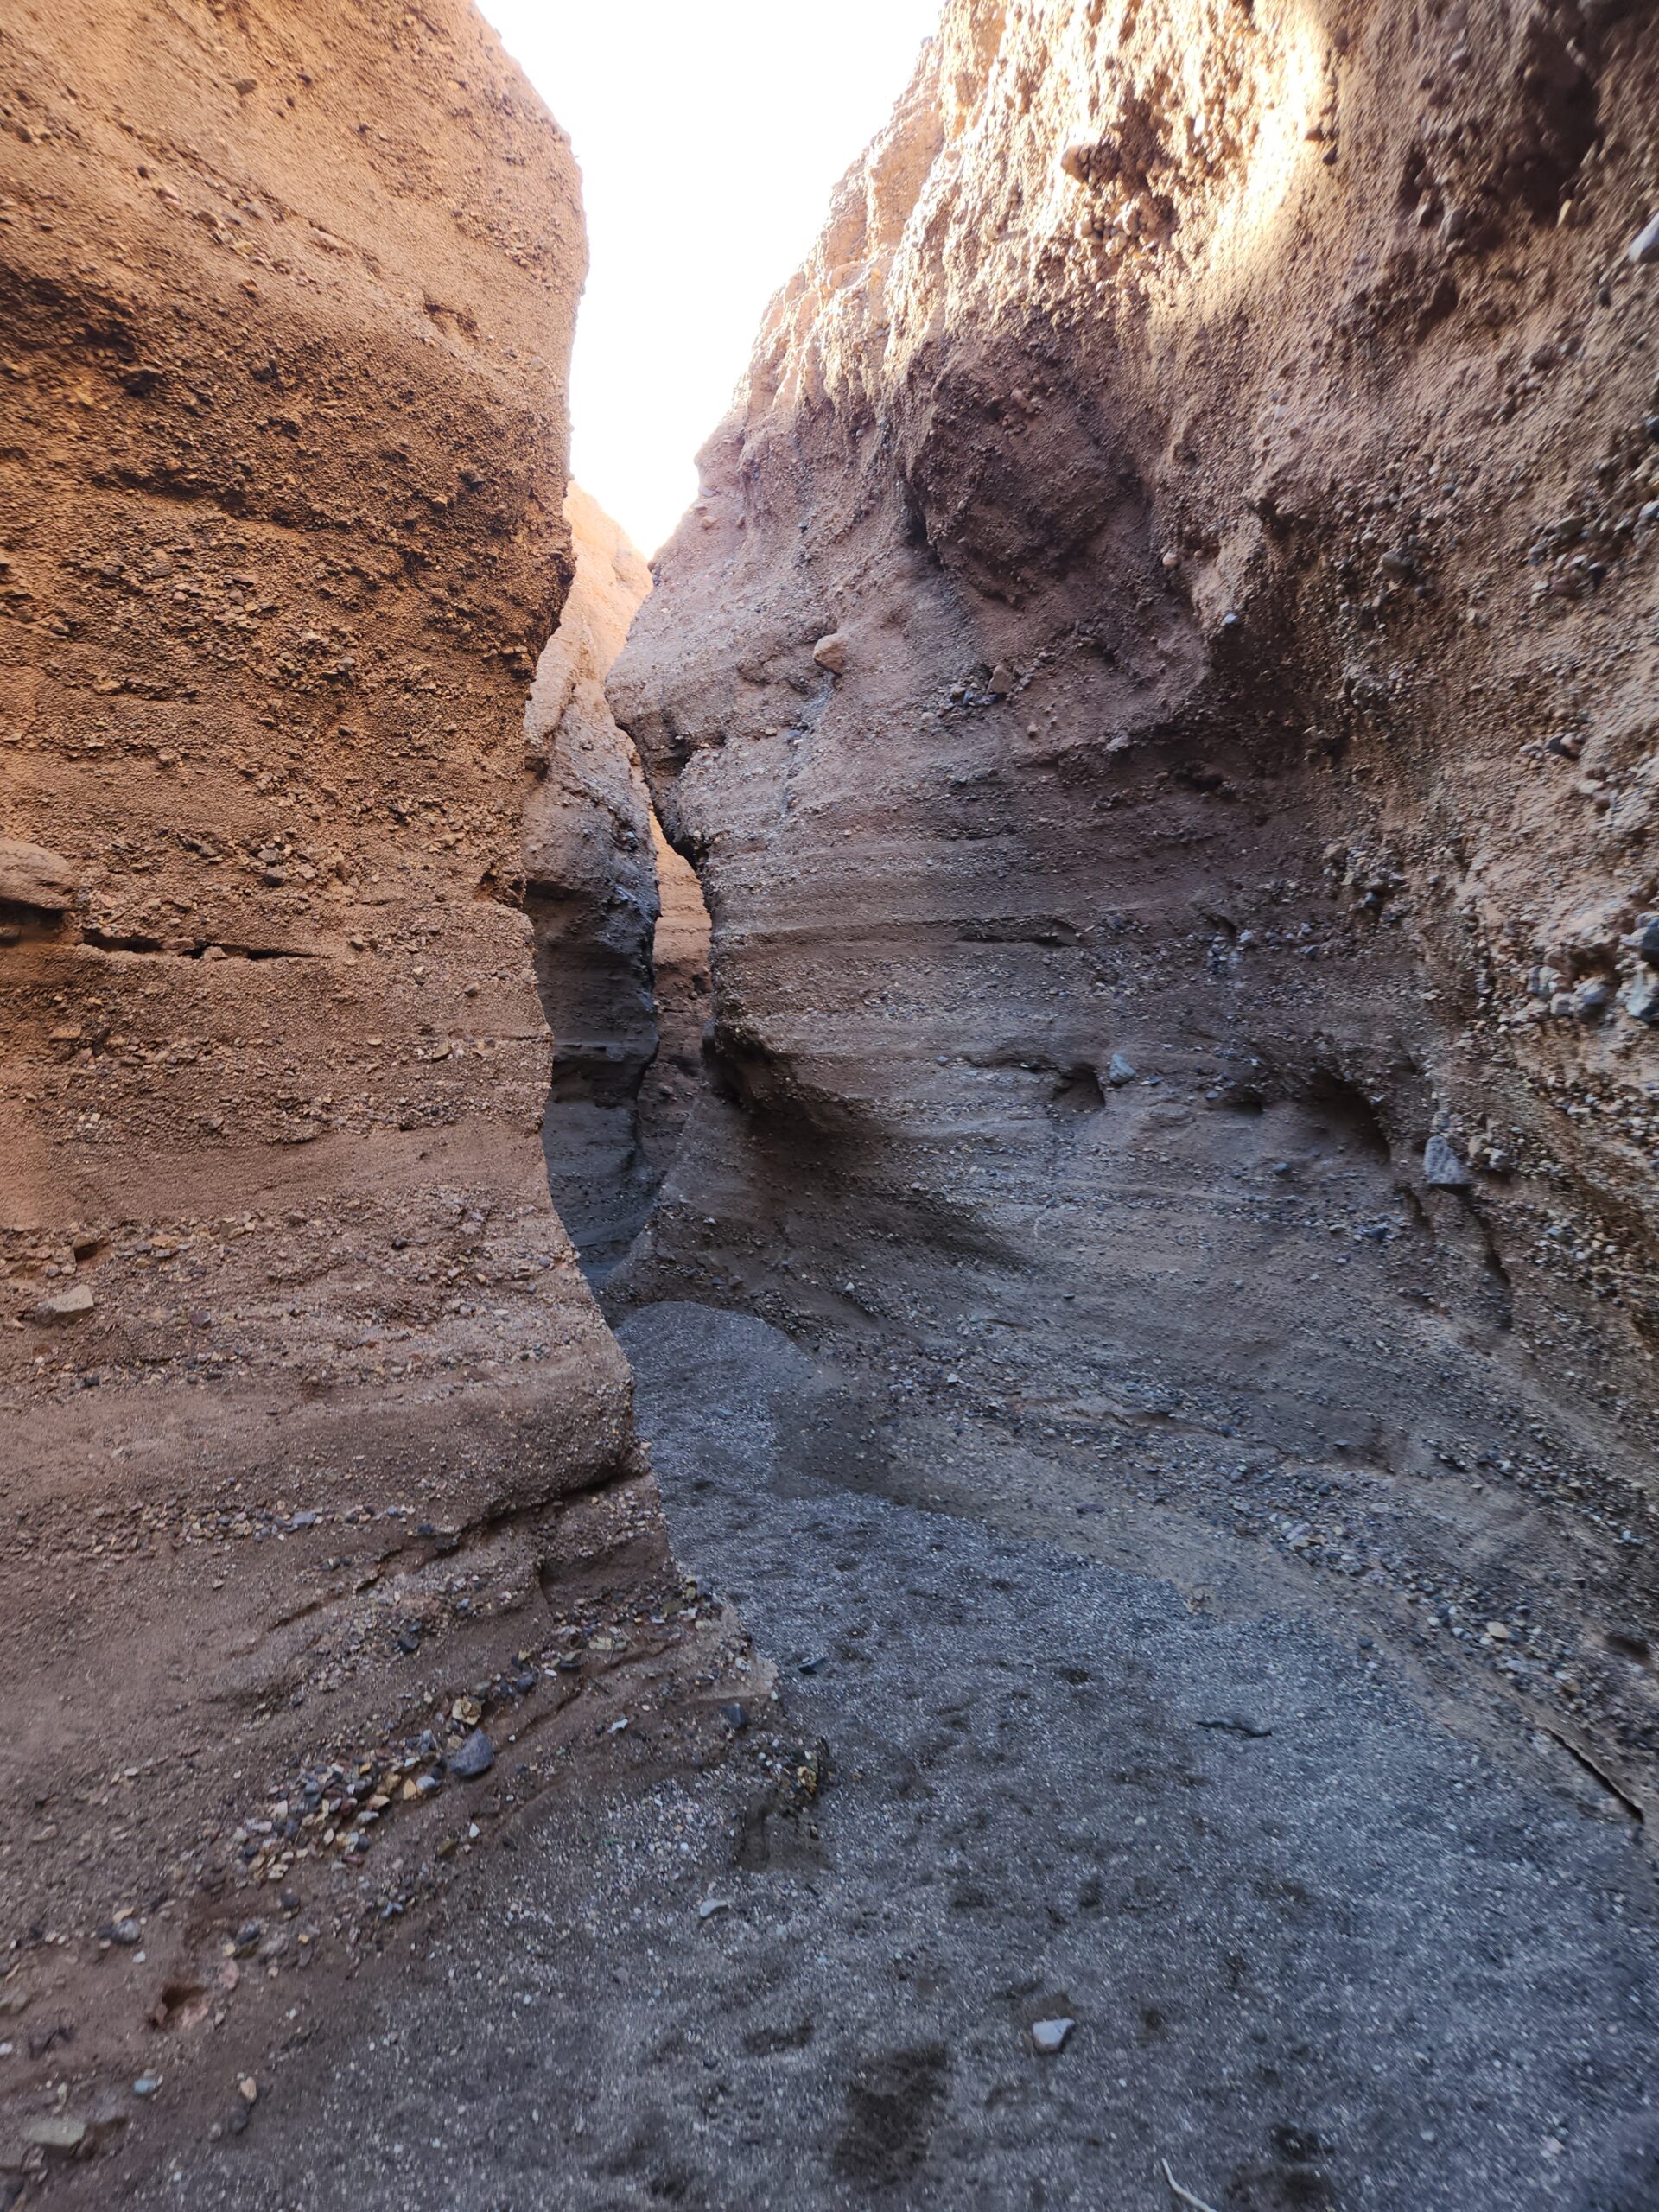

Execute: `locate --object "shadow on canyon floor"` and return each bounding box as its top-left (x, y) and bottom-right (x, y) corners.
top-left (95, 1300), bottom-right (1658, 2212)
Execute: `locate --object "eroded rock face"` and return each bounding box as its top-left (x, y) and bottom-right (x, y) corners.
top-left (523, 487), bottom-right (712, 1277)
top-left (639, 814), bottom-right (714, 1181)
top-left (0, 0), bottom-right (700, 2095)
top-left (524, 487), bottom-right (659, 1276)
top-left (613, 0), bottom-right (1659, 1803)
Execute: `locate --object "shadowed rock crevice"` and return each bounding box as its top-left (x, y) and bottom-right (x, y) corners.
top-left (523, 489), bottom-right (711, 1282)
top-left (522, 489), bottom-right (661, 1279)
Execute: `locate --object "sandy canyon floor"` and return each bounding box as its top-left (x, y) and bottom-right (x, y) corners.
top-left (71, 1300), bottom-right (1657, 2212)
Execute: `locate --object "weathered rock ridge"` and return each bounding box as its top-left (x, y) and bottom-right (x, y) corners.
top-left (613, 0), bottom-right (1659, 1809)
top-left (0, 0), bottom-right (737, 2143)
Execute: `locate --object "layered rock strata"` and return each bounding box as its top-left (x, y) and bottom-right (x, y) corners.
top-left (0, 0), bottom-right (715, 2129)
top-left (613, 0), bottom-right (1659, 1808)
top-left (526, 484), bottom-right (716, 1282)
top-left (522, 487), bottom-right (712, 1276)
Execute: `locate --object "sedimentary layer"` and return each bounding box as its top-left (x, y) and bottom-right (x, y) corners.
top-left (0, 0), bottom-right (696, 2113)
top-left (613, 0), bottom-right (1659, 1808)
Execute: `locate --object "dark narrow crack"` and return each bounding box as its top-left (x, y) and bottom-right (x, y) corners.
top-left (530, 810), bottom-right (710, 1287)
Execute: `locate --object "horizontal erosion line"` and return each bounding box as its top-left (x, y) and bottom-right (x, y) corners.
top-left (79, 930), bottom-right (321, 960)
top-left (719, 917), bottom-right (1084, 950)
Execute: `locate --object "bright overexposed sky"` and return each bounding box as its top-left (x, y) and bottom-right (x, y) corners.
top-left (477, 1), bottom-right (939, 556)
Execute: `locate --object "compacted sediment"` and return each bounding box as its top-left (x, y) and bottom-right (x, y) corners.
top-left (96, 1300), bottom-right (1659, 2212)
top-left (523, 486), bottom-right (662, 1280)
top-left (0, 0), bottom-right (746, 2164)
top-left (520, 485), bottom-right (711, 1281)
top-left (3, 0), bottom-right (1659, 2202)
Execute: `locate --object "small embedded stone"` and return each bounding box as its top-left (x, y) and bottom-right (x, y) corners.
top-left (1626, 213), bottom-right (1659, 266)
top-left (30, 1284), bottom-right (95, 1325)
top-left (1031, 2017), bottom-right (1075, 2054)
top-left (447, 1729), bottom-right (494, 1779)
top-left (1107, 1053), bottom-right (1137, 1087)
top-left (812, 632), bottom-right (849, 674)
top-left (1423, 1135), bottom-right (1472, 1188)
top-left (22, 2115), bottom-right (87, 2159)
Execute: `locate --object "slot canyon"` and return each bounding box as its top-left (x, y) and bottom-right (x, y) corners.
top-left (0, 1), bottom-right (1656, 2206)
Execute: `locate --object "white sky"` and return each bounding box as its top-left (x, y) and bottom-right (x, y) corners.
top-left (477, 1), bottom-right (940, 556)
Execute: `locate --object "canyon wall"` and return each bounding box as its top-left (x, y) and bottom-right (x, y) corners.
top-left (613, 0), bottom-right (1659, 1807)
top-left (0, 0), bottom-right (705, 2116)
top-left (639, 814), bottom-right (714, 1185)
top-left (523, 486), bottom-right (658, 1276)
top-left (521, 487), bottom-right (711, 1277)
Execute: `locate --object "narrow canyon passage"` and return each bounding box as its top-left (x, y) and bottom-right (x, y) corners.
top-left (520, 487), bottom-right (712, 1284)
top-left (5, 1), bottom-right (1659, 2207)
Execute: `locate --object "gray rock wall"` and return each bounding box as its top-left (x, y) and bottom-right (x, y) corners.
top-left (613, 0), bottom-right (1659, 1809)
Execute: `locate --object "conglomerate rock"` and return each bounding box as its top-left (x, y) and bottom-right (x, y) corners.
top-left (613, 0), bottom-right (1659, 1808)
top-left (0, 0), bottom-right (715, 2126)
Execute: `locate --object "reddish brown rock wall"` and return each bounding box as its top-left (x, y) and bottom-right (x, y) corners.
top-left (0, 0), bottom-right (701, 2119)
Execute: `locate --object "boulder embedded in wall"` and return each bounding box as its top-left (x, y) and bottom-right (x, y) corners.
top-left (613, 0), bottom-right (1659, 1808)
top-left (0, 0), bottom-right (678, 2068)
top-left (0, 836), bottom-right (79, 912)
